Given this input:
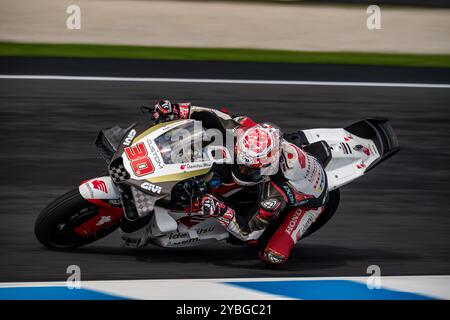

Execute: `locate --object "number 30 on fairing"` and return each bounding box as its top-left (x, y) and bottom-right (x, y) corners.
top-left (124, 142), bottom-right (155, 177)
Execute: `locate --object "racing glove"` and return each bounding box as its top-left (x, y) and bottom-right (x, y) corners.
top-left (200, 194), bottom-right (235, 227)
top-left (152, 99), bottom-right (175, 123)
top-left (152, 100), bottom-right (192, 123)
top-left (200, 194), bottom-right (263, 241)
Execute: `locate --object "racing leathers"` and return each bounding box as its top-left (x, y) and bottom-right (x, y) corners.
top-left (165, 101), bottom-right (329, 265)
top-left (199, 138), bottom-right (329, 265)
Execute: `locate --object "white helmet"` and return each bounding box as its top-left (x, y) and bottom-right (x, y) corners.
top-left (232, 124), bottom-right (281, 185)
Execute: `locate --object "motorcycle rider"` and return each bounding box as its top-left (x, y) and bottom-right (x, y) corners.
top-left (150, 99), bottom-right (329, 266)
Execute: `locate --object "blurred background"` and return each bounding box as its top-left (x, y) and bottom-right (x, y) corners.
top-left (0, 0), bottom-right (449, 282)
top-left (1, 0), bottom-right (450, 55)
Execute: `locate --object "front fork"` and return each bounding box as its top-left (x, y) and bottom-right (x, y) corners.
top-left (75, 176), bottom-right (124, 237)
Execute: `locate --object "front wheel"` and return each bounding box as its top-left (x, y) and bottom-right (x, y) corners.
top-left (35, 189), bottom-right (120, 249)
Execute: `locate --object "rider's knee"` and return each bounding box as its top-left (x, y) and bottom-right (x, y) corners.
top-left (259, 247), bottom-right (288, 265)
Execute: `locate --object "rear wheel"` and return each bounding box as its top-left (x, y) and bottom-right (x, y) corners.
top-left (300, 189), bottom-right (340, 239)
top-left (35, 189), bottom-right (120, 249)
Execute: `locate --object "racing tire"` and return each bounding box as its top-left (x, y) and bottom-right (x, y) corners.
top-left (35, 188), bottom-right (120, 249)
top-left (300, 188), bottom-right (340, 240)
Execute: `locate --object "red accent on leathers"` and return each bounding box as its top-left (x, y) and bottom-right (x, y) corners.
top-left (211, 182), bottom-right (241, 196)
top-left (259, 208), bottom-right (307, 264)
top-left (290, 143), bottom-right (306, 169)
top-left (219, 107), bottom-right (230, 114)
top-left (258, 208), bottom-right (276, 221)
top-left (236, 116), bottom-right (258, 129)
top-left (270, 181), bottom-right (289, 203)
top-left (176, 102), bottom-right (191, 119)
top-left (260, 208), bottom-right (323, 265)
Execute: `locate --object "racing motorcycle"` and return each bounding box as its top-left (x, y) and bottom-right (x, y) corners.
top-left (35, 113), bottom-right (399, 256)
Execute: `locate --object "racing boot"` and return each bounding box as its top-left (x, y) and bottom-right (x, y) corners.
top-left (259, 206), bottom-right (324, 266)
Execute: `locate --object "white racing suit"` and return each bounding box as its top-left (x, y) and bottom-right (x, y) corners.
top-left (181, 105), bottom-right (329, 265)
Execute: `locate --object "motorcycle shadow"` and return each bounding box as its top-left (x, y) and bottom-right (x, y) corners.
top-left (69, 240), bottom-right (419, 274)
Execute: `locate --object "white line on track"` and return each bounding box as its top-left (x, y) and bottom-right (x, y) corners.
top-left (0, 74), bottom-right (449, 89)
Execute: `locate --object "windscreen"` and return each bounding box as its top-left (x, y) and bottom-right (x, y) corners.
top-left (154, 121), bottom-right (206, 164)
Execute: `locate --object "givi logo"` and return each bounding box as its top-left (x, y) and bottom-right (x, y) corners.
top-left (92, 180), bottom-right (108, 193)
top-left (123, 129), bottom-right (136, 146)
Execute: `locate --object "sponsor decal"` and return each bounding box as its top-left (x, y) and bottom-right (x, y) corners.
top-left (180, 162), bottom-right (211, 171)
top-left (294, 212), bottom-right (317, 241)
top-left (313, 168), bottom-right (324, 192)
top-left (282, 185), bottom-right (295, 204)
top-left (140, 182), bottom-right (162, 194)
top-left (169, 227), bottom-right (215, 240)
top-left (307, 160), bottom-right (318, 183)
top-left (92, 180), bottom-right (108, 193)
top-left (261, 199), bottom-right (279, 210)
top-left (147, 140), bottom-right (164, 169)
top-left (96, 215), bottom-right (112, 226)
top-left (160, 120), bottom-right (185, 133)
top-left (178, 103), bottom-right (191, 119)
top-left (354, 144), bottom-right (371, 156)
top-left (123, 129), bottom-right (136, 146)
top-left (169, 232), bottom-right (189, 240)
top-left (344, 135), bottom-right (353, 141)
top-left (356, 162), bottom-right (366, 169)
top-left (285, 208), bottom-right (303, 236)
top-left (173, 238), bottom-right (200, 246)
top-left (124, 142), bottom-right (155, 177)
top-left (305, 157), bottom-right (312, 179)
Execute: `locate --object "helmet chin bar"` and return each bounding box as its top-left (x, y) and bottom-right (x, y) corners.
top-left (231, 164), bottom-right (264, 186)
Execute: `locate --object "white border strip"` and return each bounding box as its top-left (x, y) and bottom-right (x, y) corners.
top-left (1, 276), bottom-right (449, 300)
top-left (1, 75), bottom-right (449, 89)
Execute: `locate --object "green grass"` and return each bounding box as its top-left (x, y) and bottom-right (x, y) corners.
top-left (1, 42), bottom-right (449, 68)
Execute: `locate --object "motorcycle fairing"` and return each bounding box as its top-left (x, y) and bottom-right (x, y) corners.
top-left (149, 208), bottom-right (229, 247)
top-left (111, 119), bottom-right (233, 198)
top-left (301, 118), bottom-right (399, 190)
top-left (76, 177), bottom-right (123, 237)
top-left (79, 176), bottom-right (121, 201)
top-left (125, 119), bottom-right (214, 181)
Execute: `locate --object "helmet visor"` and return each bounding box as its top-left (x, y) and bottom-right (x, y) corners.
top-left (232, 164), bottom-right (263, 185)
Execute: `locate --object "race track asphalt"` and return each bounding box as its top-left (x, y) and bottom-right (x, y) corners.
top-left (0, 58), bottom-right (449, 282)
